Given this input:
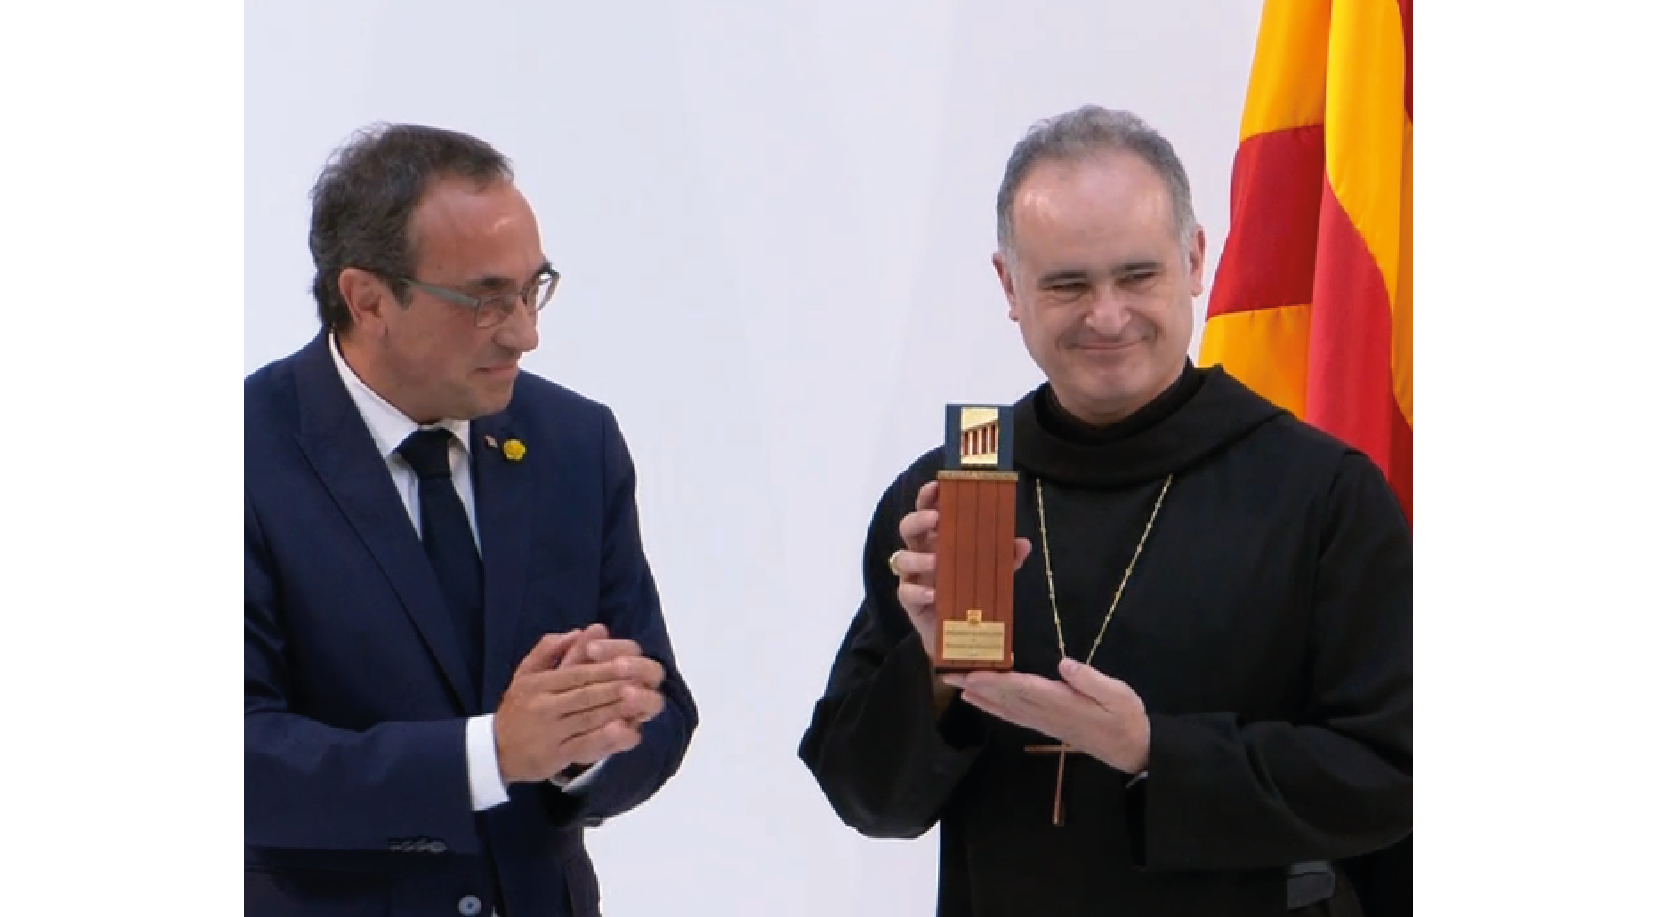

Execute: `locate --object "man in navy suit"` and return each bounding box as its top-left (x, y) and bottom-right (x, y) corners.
top-left (245, 124), bottom-right (698, 916)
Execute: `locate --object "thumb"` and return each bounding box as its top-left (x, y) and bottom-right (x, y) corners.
top-left (1012, 537), bottom-right (1033, 570)
top-left (516, 631), bottom-right (580, 676)
top-left (557, 623), bottom-right (610, 668)
top-left (1058, 657), bottom-right (1118, 705)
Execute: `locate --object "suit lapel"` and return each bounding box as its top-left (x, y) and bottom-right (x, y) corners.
top-left (290, 334), bottom-right (476, 711)
top-left (471, 415), bottom-right (535, 706)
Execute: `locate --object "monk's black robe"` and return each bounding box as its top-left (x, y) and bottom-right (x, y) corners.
top-left (798, 365), bottom-right (1411, 916)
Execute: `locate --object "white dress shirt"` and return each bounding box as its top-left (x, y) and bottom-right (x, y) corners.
top-left (328, 335), bottom-right (603, 811)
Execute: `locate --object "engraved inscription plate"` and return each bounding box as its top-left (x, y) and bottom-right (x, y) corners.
top-left (940, 613), bottom-right (1007, 663)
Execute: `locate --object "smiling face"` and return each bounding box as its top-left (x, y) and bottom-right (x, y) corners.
top-left (993, 150), bottom-right (1205, 426)
top-left (336, 176), bottom-right (546, 423)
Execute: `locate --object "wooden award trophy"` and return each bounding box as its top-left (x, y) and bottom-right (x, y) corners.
top-left (931, 405), bottom-right (1018, 673)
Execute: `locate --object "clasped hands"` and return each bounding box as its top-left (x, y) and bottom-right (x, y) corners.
top-left (890, 480), bottom-right (1151, 775)
top-left (493, 623), bottom-right (666, 786)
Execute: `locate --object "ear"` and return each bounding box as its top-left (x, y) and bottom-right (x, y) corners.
top-left (1186, 226), bottom-right (1208, 298)
top-left (337, 268), bottom-right (394, 335)
top-left (992, 251), bottom-right (1019, 322)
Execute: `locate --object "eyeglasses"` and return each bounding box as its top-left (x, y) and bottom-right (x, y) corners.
top-left (399, 267), bottom-right (560, 329)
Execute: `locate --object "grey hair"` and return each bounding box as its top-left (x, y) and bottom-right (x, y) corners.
top-left (995, 105), bottom-right (1197, 258)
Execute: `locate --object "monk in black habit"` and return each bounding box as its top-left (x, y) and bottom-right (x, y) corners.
top-left (797, 106), bottom-right (1411, 917)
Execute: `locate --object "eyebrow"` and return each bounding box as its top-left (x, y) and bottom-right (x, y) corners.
top-left (1037, 268), bottom-right (1094, 287)
top-left (1037, 260), bottom-right (1164, 287)
top-left (457, 260), bottom-right (554, 292)
top-left (1114, 259), bottom-right (1163, 276)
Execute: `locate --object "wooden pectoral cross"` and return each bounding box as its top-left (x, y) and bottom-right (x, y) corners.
top-left (1024, 742), bottom-right (1080, 826)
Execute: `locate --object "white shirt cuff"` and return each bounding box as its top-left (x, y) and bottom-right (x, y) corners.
top-left (466, 714), bottom-right (511, 811)
top-left (550, 755), bottom-right (609, 792)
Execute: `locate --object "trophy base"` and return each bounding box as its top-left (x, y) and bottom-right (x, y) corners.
top-left (931, 469), bottom-right (1018, 673)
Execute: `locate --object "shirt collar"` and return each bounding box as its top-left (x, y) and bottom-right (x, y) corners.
top-left (329, 333), bottom-right (470, 461)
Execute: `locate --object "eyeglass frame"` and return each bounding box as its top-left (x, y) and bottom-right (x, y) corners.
top-left (392, 264), bottom-right (561, 329)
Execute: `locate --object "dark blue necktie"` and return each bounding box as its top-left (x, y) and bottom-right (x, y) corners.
top-left (397, 428), bottom-right (484, 699)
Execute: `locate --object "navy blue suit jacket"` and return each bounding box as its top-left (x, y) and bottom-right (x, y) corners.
top-left (245, 333), bottom-right (697, 916)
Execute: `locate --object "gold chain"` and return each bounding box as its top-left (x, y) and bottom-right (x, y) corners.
top-left (1034, 475), bottom-right (1172, 666)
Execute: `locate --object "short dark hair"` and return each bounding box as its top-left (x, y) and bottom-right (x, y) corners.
top-left (307, 123), bottom-right (515, 331)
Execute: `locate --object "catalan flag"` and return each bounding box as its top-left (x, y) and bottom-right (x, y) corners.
top-left (1199, 0), bottom-right (1413, 523)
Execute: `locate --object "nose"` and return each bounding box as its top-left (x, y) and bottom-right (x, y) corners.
top-left (492, 297), bottom-right (540, 354)
top-left (1082, 289), bottom-right (1133, 336)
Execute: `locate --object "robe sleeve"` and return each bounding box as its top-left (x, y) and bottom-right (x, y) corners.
top-left (798, 461), bottom-right (991, 838)
top-left (1130, 450), bottom-right (1412, 870)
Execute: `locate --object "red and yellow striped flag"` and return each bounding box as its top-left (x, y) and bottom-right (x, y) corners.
top-left (1199, 0), bottom-right (1413, 523)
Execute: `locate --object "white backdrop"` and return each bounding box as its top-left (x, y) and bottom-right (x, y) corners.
top-left (245, 2), bottom-right (1263, 913)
